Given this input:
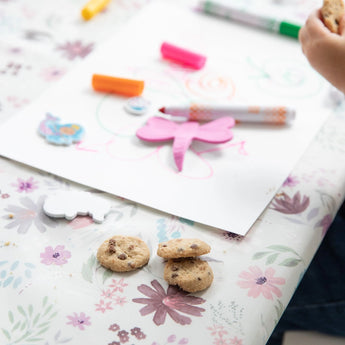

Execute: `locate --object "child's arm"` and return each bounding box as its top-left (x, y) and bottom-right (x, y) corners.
top-left (299, 9), bottom-right (345, 94)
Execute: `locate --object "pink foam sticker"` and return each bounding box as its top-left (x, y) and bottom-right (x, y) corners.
top-left (136, 116), bottom-right (235, 171)
top-left (160, 42), bottom-right (207, 70)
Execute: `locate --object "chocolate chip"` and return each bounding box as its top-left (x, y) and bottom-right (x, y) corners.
top-left (109, 239), bottom-right (116, 245)
top-left (171, 273), bottom-right (178, 278)
top-left (171, 266), bottom-right (179, 271)
top-left (108, 245), bottom-right (116, 254)
top-left (190, 244), bottom-right (198, 249)
top-left (118, 253), bottom-right (127, 260)
top-left (197, 277), bottom-right (202, 281)
top-left (162, 244), bottom-right (167, 247)
top-left (128, 245), bottom-right (134, 250)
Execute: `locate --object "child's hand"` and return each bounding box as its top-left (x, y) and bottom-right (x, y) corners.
top-left (299, 9), bottom-right (345, 93)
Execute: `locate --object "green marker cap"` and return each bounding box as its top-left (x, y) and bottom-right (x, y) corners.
top-left (279, 21), bottom-right (301, 39)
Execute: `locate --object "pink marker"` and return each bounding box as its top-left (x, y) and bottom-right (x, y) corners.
top-left (160, 42), bottom-right (207, 70)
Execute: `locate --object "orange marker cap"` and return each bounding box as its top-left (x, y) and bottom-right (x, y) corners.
top-left (81, 0), bottom-right (111, 21)
top-left (92, 74), bottom-right (145, 97)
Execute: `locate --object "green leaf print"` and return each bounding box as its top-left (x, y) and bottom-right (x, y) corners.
top-left (279, 258), bottom-right (302, 267)
top-left (2, 297), bottom-right (57, 344)
top-left (266, 253), bottom-right (279, 265)
top-left (252, 251), bottom-right (270, 259)
top-left (253, 244), bottom-right (305, 268)
top-left (82, 254), bottom-right (97, 283)
top-left (8, 311), bottom-right (14, 323)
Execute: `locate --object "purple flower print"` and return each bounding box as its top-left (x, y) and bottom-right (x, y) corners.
top-left (222, 231), bottom-right (243, 242)
top-left (283, 175), bottom-right (299, 187)
top-left (4, 196), bottom-right (57, 233)
top-left (117, 330), bottom-right (129, 343)
top-left (40, 245), bottom-right (71, 265)
top-left (132, 280), bottom-right (206, 326)
top-left (56, 40), bottom-right (94, 60)
top-left (109, 323), bottom-right (120, 332)
top-left (271, 192), bottom-right (310, 214)
top-left (40, 67), bottom-right (66, 82)
top-left (130, 327), bottom-right (146, 340)
top-left (237, 266), bottom-right (285, 299)
top-left (12, 177), bottom-right (38, 193)
top-left (316, 214), bottom-right (333, 237)
top-left (66, 312), bottom-right (91, 330)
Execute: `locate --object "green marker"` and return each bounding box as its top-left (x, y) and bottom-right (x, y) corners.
top-left (200, 0), bottom-right (301, 39)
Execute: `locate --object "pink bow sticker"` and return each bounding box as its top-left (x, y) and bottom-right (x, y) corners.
top-left (136, 116), bottom-right (235, 171)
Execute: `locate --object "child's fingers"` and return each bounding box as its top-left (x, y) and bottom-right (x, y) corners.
top-left (339, 14), bottom-right (345, 36)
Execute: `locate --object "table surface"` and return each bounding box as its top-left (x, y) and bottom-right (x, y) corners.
top-left (1, 1), bottom-right (345, 345)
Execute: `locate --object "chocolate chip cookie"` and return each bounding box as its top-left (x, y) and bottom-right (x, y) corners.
top-left (97, 235), bottom-right (150, 272)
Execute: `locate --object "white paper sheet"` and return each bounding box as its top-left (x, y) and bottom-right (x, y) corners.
top-left (0, 2), bottom-right (332, 235)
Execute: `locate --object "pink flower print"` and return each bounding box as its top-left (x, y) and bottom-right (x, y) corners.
top-left (40, 245), bottom-right (71, 265)
top-left (208, 325), bottom-right (228, 338)
top-left (66, 312), bottom-right (91, 330)
top-left (229, 337), bottom-right (243, 345)
top-left (132, 279), bottom-right (206, 326)
top-left (167, 335), bottom-right (176, 342)
top-left (12, 177), bottom-right (38, 193)
top-left (271, 192), bottom-right (310, 214)
top-left (101, 289), bottom-right (116, 299)
top-left (1, 193), bottom-right (10, 199)
top-left (109, 278), bottom-right (128, 292)
top-left (68, 216), bottom-right (94, 229)
top-left (95, 299), bottom-right (113, 313)
top-left (56, 40), bottom-right (94, 60)
top-left (114, 295), bottom-right (127, 306)
top-left (214, 339), bottom-right (229, 345)
top-left (237, 266), bottom-right (285, 299)
top-left (283, 175), bottom-right (299, 187)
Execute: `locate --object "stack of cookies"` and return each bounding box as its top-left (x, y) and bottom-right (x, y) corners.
top-left (157, 238), bottom-right (214, 293)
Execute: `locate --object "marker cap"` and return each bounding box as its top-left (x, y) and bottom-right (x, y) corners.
top-left (279, 21), bottom-right (301, 38)
top-left (160, 42), bottom-right (207, 70)
top-left (92, 74), bottom-right (144, 97)
top-left (81, 0), bottom-right (111, 20)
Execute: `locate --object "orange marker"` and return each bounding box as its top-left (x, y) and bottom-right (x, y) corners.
top-left (81, 0), bottom-right (111, 21)
top-left (92, 74), bottom-right (145, 97)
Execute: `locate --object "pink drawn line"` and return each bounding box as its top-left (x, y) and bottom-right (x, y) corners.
top-left (75, 141), bottom-right (100, 152)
